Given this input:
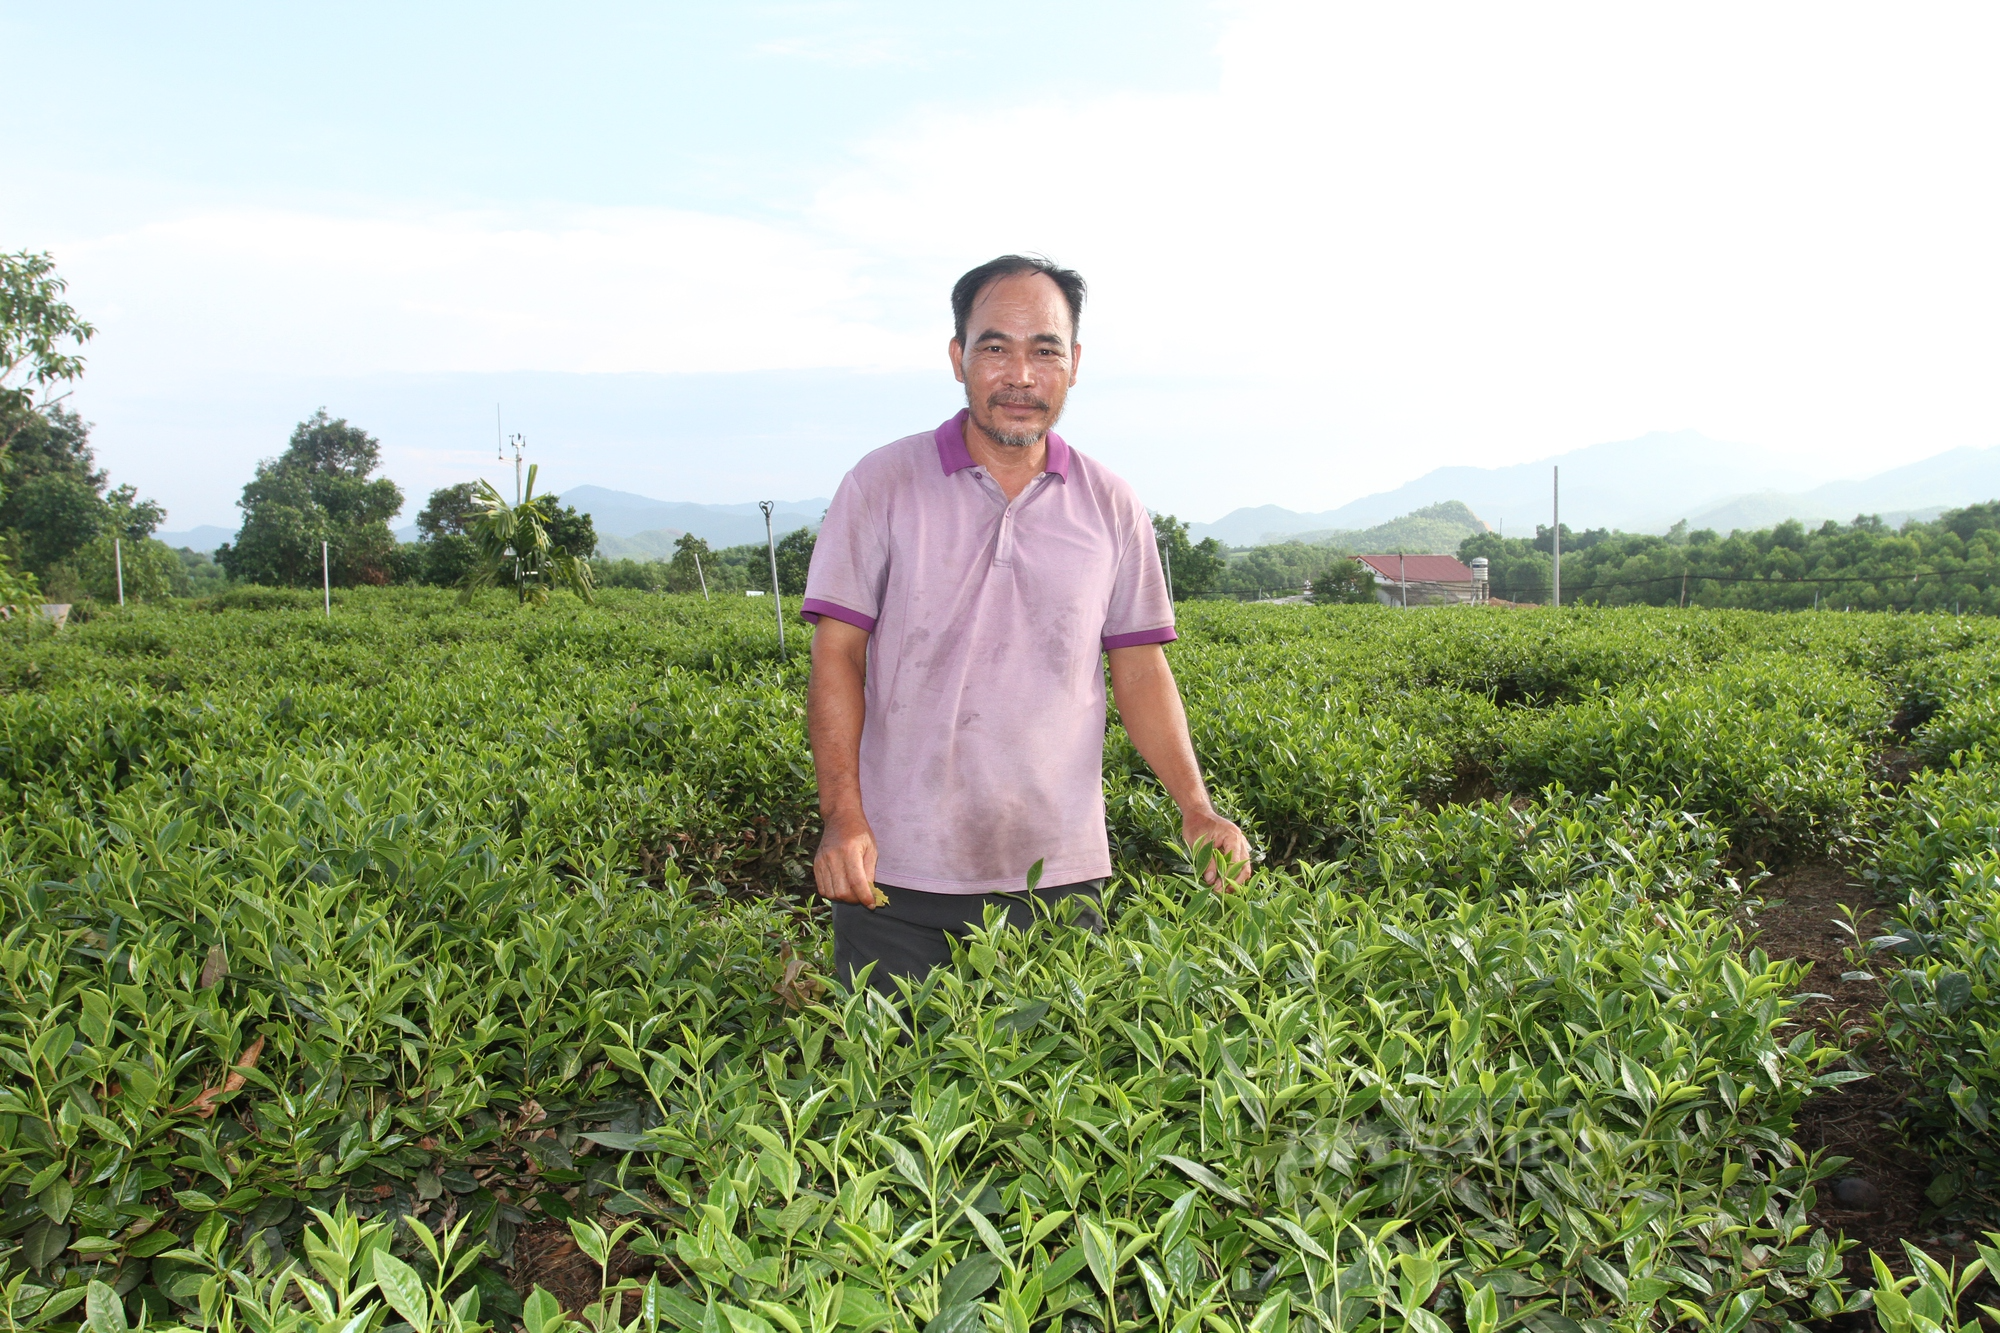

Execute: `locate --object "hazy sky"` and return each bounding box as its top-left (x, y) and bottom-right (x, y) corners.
top-left (5, 2), bottom-right (1997, 529)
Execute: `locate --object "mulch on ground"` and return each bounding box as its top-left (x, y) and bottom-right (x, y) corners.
top-left (1743, 856), bottom-right (1997, 1282)
top-left (511, 1217), bottom-right (668, 1318)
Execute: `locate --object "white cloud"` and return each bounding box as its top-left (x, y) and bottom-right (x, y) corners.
top-left (39, 0), bottom-right (2000, 522)
top-left (62, 205), bottom-right (928, 385)
top-left (808, 0), bottom-right (2000, 508)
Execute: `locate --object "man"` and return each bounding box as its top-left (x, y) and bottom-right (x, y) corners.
top-left (801, 254), bottom-right (1251, 990)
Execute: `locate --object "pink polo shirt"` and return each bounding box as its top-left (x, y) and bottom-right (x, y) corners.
top-left (801, 410), bottom-right (1176, 894)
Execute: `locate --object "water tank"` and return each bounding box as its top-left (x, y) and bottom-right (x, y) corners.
top-left (1470, 558), bottom-right (1489, 580)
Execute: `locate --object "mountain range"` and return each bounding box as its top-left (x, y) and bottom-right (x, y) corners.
top-left (156, 436), bottom-right (2000, 558)
top-left (1188, 434), bottom-right (2000, 546)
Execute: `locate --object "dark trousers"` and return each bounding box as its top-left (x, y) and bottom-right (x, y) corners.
top-left (832, 879), bottom-right (1106, 992)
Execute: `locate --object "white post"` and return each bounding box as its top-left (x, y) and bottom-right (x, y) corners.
top-left (1163, 538), bottom-right (1175, 601)
top-left (693, 550), bottom-right (708, 600)
top-left (322, 541), bottom-right (330, 616)
top-left (114, 537), bottom-right (125, 606)
top-left (1551, 466), bottom-right (1562, 609)
top-left (759, 502), bottom-right (785, 659)
top-left (1399, 551), bottom-right (1407, 609)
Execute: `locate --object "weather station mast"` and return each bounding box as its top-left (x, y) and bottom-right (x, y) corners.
top-left (496, 405), bottom-right (526, 503)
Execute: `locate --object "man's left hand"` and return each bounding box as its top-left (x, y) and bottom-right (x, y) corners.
top-left (1182, 807), bottom-right (1253, 890)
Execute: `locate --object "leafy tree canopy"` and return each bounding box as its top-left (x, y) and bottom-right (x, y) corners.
top-left (1462, 503), bottom-right (2000, 612)
top-left (0, 406), bottom-right (166, 603)
top-left (218, 410), bottom-right (404, 588)
top-left (1151, 513), bottom-right (1225, 600)
top-left (415, 483), bottom-right (480, 539)
top-left (668, 532), bottom-right (714, 594)
top-left (0, 251), bottom-right (95, 451)
top-left (1310, 561), bottom-right (1380, 604)
top-left (458, 465), bottom-right (594, 605)
top-left (774, 525), bottom-right (814, 597)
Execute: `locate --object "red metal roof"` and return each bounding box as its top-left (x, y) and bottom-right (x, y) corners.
top-left (1355, 554), bottom-right (1474, 582)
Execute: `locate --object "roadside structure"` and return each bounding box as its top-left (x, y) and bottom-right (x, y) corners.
top-left (1353, 553), bottom-right (1480, 607)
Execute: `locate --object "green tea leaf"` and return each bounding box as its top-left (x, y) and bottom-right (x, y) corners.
top-left (1162, 1155), bottom-right (1249, 1206)
top-left (85, 1281), bottom-right (128, 1333)
top-left (373, 1249), bottom-right (432, 1333)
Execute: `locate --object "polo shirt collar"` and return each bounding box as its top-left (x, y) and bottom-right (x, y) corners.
top-left (936, 409), bottom-right (1071, 482)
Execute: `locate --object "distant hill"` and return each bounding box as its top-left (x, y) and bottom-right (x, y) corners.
top-left (156, 525), bottom-right (236, 553)
top-left (392, 487), bottom-right (828, 552)
top-left (1191, 434), bottom-right (2000, 541)
top-left (595, 529), bottom-right (688, 560)
top-left (1685, 448), bottom-right (2000, 532)
top-left (556, 486), bottom-right (824, 548)
top-left (1283, 501), bottom-right (1490, 554)
top-left (1191, 431), bottom-right (1809, 542)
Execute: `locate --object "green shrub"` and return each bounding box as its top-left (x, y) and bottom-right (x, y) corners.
top-left (1498, 657), bottom-right (1882, 857)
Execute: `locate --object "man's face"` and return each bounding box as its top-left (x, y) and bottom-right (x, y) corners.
top-left (949, 272), bottom-right (1080, 450)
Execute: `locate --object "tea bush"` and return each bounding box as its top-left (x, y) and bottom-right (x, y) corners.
top-left (4, 590), bottom-right (1999, 1332)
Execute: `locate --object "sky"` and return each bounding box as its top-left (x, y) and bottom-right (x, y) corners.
top-left (4, 1), bottom-right (1998, 531)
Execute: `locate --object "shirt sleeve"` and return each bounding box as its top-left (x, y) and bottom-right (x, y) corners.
top-left (800, 470), bottom-right (886, 632)
top-left (1101, 499), bottom-right (1177, 650)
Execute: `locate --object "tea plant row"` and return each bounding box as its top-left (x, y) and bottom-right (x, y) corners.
top-left (3, 590), bottom-right (1998, 1332)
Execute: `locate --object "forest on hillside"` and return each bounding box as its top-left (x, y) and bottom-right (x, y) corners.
top-left (1465, 505), bottom-right (2000, 613)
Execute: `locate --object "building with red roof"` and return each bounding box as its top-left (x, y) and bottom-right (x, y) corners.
top-left (1353, 553), bottom-right (1482, 606)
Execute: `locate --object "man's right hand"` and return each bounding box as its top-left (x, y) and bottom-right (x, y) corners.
top-left (813, 809), bottom-right (882, 907)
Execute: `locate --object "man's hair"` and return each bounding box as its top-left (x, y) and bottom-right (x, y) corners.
top-left (951, 255), bottom-right (1087, 347)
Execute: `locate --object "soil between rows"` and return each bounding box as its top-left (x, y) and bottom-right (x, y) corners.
top-left (1744, 856), bottom-right (1999, 1292)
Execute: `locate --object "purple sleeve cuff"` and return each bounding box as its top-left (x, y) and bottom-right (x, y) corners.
top-left (1102, 625), bottom-right (1178, 650)
top-left (800, 598), bottom-right (876, 633)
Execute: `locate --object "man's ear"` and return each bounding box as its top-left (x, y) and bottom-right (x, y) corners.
top-left (1069, 341), bottom-right (1082, 386)
top-left (948, 338), bottom-right (966, 384)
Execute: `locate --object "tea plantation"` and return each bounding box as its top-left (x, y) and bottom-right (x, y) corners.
top-left (6, 589), bottom-right (2000, 1333)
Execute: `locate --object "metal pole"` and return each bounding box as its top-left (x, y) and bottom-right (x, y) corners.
top-left (759, 501), bottom-right (785, 659)
top-left (1162, 538), bottom-right (1174, 601)
top-left (693, 549), bottom-right (708, 600)
top-left (114, 537), bottom-right (125, 606)
top-left (1399, 551), bottom-right (1407, 610)
top-left (322, 541), bottom-right (330, 616)
top-left (1551, 467), bottom-right (1562, 609)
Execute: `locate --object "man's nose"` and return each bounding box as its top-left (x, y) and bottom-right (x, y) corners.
top-left (1005, 351), bottom-right (1037, 385)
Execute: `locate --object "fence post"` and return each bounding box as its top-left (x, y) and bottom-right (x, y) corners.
top-left (759, 502), bottom-right (785, 659)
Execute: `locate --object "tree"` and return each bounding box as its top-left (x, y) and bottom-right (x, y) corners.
top-left (1310, 562), bottom-right (1379, 604)
top-left (413, 483), bottom-right (482, 587)
top-left (1, 251), bottom-right (96, 454)
top-left (0, 406), bottom-right (106, 572)
top-left (1151, 514), bottom-right (1225, 599)
top-left (1458, 532), bottom-right (1552, 604)
top-left (217, 410), bottom-right (403, 587)
top-left (668, 532), bottom-right (713, 594)
top-left (774, 525), bottom-right (815, 597)
top-left (459, 464), bottom-right (594, 605)
top-left (544, 498), bottom-right (598, 560)
top-left (416, 482), bottom-right (479, 538)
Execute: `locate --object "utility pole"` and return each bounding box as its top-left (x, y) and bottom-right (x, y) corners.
top-left (114, 537), bottom-right (125, 606)
top-left (693, 549), bottom-right (708, 600)
top-left (322, 541), bottom-right (331, 617)
top-left (760, 501), bottom-right (786, 659)
top-left (1551, 467), bottom-right (1562, 609)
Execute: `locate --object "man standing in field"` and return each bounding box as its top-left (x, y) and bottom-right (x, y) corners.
top-left (802, 254), bottom-right (1252, 989)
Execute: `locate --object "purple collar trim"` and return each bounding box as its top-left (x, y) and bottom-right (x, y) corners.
top-left (935, 409), bottom-right (1071, 482)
